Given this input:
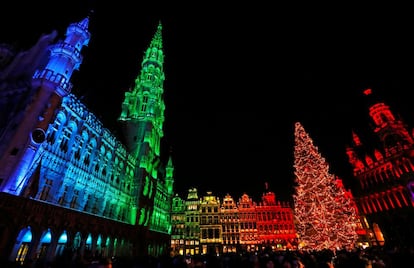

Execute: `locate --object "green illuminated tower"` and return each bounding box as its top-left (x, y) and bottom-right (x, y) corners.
top-left (118, 22), bottom-right (170, 232)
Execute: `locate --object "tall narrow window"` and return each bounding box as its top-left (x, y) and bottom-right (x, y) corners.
top-left (141, 96), bottom-right (148, 112)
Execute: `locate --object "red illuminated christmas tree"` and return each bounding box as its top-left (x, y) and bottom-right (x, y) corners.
top-left (292, 122), bottom-right (359, 250)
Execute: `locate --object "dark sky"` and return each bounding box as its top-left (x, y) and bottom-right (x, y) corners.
top-left (3, 2), bottom-right (414, 202)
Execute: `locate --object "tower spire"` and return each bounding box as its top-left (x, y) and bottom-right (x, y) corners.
top-left (117, 22), bottom-right (167, 225)
top-left (142, 21), bottom-right (164, 68)
top-left (118, 22), bottom-right (166, 158)
top-left (151, 21), bottom-right (163, 49)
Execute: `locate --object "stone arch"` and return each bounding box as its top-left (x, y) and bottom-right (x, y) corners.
top-left (55, 230), bottom-right (68, 257)
top-left (10, 226), bottom-right (32, 265)
top-left (37, 228), bottom-right (52, 260)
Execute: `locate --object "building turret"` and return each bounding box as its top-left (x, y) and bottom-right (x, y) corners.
top-left (0, 16), bottom-right (90, 194)
top-left (118, 22), bottom-right (167, 227)
top-left (118, 21), bottom-right (165, 159)
top-left (165, 155), bottom-right (174, 195)
top-left (346, 88), bottom-right (414, 247)
top-left (364, 88), bottom-right (414, 156)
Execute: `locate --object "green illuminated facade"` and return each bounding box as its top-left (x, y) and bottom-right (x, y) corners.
top-left (118, 21), bottom-right (173, 233)
top-left (0, 16), bottom-right (174, 263)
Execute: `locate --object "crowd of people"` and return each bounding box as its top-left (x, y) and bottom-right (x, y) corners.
top-left (3, 245), bottom-right (413, 268)
top-left (122, 245), bottom-right (413, 268)
top-left (85, 245), bottom-right (413, 268)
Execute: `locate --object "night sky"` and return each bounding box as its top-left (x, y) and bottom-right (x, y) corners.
top-left (3, 2), bottom-right (414, 203)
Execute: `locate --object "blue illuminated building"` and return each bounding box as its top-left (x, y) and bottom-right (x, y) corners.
top-left (0, 14), bottom-right (174, 265)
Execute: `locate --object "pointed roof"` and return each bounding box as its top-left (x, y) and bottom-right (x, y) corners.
top-left (352, 130), bottom-right (362, 146)
top-left (141, 21), bottom-right (164, 67)
top-left (77, 17), bottom-right (90, 30)
top-left (150, 21), bottom-right (163, 50)
top-left (65, 15), bottom-right (91, 45)
top-left (167, 155), bottom-right (173, 167)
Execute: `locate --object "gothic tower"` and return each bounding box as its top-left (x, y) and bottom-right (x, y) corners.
top-left (0, 16), bottom-right (90, 194)
top-left (118, 21), bottom-right (167, 226)
top-left (345, 88), bottom-right (414, 247)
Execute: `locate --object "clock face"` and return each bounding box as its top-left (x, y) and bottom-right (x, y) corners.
top-left (32, 128), bottom-right (46, 144)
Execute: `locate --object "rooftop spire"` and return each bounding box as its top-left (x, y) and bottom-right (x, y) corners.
top-left (150, 21), bottom-right (163, 50)
top-left (141, 21), bottom-right (164, 69)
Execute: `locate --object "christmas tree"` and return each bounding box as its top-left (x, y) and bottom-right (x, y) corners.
top-left (292, 122), bottom-right (359, 250)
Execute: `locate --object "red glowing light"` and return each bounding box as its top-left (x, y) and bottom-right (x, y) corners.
top-left (363, 88), bottom-right (372, 96)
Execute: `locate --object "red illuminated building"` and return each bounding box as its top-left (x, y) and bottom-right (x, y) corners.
top-left (256, 187), bottom-right (296, 250)
top-left (346, 88), bottom-right (414, 247)
top-left (170, 184), bottom-right (297, 255)
top-left (237, 193), bottom-right (258, 251)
